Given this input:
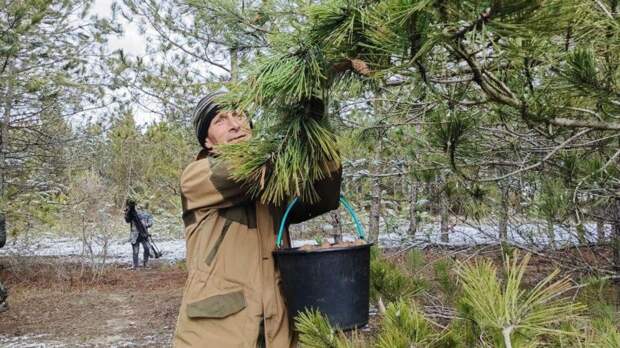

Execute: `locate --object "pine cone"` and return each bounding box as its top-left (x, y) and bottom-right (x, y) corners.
top-left (350, 58), bottom-right (371, 76)
top-left (330, 58), bottom-right (372, 76)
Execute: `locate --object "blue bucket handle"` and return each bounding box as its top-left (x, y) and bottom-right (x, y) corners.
top-left (276, 194), bottom-right (365, 248)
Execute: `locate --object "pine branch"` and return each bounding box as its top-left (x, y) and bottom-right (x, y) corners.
top-left (376, 298), bottom-right (441, 348)
top-left (295, 310), bottom-right (352, 348)
top-left (450, 44), bottom-right (620, 131)
top-left (217, 112), bottom-right (340, 205)
top-left (456, 252), bottom-right (586, 346)
top-left (452, 7), bottom-right (493, 39)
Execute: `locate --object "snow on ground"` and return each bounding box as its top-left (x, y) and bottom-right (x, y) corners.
top-left (0, 332), bottom-right (169, 347)
top-left (0, 334), bottom-right (67, 348)
top-left (294, 221), bottom-right (612, 249)
top-left (0, 235), bottom-right (185, 265)
top-left (1, 221), bottom-right (612, 264)
top-left (383, 221), bottom-right (612, 249)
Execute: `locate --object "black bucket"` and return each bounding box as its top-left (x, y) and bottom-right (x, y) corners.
top-left (273, 195), bottom-right (371, 330)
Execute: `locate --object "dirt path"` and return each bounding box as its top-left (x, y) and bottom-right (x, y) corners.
top-left (0, 258), bottom-right (186, 347)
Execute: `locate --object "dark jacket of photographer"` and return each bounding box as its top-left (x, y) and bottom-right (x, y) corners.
top-left (125, 208), bottom-right (153, 244)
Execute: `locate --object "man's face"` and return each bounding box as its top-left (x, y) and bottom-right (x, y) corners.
top-left (205, 110), bottom-right (252, 150)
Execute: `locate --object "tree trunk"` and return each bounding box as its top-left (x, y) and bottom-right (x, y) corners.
top-left (612, 198), bottom-right (620, 304)
top-left (613, 198), bottom-right (620, 277)
top-left (573, 196), bottom-right (585, 245)
top-left (368, 111), bottom-right (384, 242)
top-left (330, 211), bottom-right (343, 243)
top-left (546, 219), bottom-right (556, 249)
top-left (427, 181), bottom-right (435, 214)
top-left (408, 181), bottom-right (418, 237)
top-left (498, 183), bottom-right (509, 242)
top-left (440, 188), bottom-right (449, 243)
top-left (230, 47), bottom-right (239, 82)
top-left (576, 223), bottom-right (586, 245)
top-left (0, 65), bottom-right (13, 236)
top-left (1, 65), bottom-right (14, 200)
top-left (597, 218), bottom-right (606, 244)
top-left (369, 175), bottom-right (382, 243)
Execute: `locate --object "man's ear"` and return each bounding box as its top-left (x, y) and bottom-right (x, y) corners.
top-left (205, 137), bottom-right (213, 151)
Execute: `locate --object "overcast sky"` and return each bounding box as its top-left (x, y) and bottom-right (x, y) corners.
top-left (92, 0), bottom-right (159, 126)
top-left (93, 0), bottom-right (147, 56)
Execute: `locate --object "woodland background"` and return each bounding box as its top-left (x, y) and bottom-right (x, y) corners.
top-left (1, 0), bottom-right (620, 347)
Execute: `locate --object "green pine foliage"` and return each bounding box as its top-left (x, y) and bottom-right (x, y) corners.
top-left (433, 258), bottom-right (460, 304)
top-left (217, 41), bottom-right (343, 204)
top-left (535, 178), bottom-right (570, 223)
top-left (216, 108), bottom-right (340, 204)
top-left (370, 247), bottom-right (426, 303)
top-left (588, 320), bottom-right (620, 348)
top-left (564, 47), bottom-right (602, 92)
top-left (455, 252), bottom-right (586, 347)
top-left (247, 45), bottom-right (330, 107)
top-left (211, 0), bottom-right (620, 209)
top-left (297, 251), bottom-right (599, 347)
top-left (296, 309), bottom-right (363, 348)
top-left (404, 248), bottom-right (425, 274)
top-left (0, 0), bottom-right (117, 233)
top-left (375, 299), bottom-right (442, 348)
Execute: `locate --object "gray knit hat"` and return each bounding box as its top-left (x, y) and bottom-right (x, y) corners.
top-left (192, 91), bottom-right (225, 148)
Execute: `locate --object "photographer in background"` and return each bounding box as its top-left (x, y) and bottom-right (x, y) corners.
top-left (0, 213), bottom-right (7, 312)
top-left (124, 199), bottom-right (154, 269)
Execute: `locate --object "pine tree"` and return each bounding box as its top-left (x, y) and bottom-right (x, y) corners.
top-left (0, 0), bottom-right (116, 233)
top-left (296, 251), bottom-right (588, 347)
top-left (207, 0), bottom-right (620, 270)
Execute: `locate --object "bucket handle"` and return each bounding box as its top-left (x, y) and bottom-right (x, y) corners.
top-left (276, 194), bottom-right (366, 248)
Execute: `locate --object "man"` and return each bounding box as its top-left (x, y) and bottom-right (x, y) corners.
top-left (0, 281), bottom-right (6, 313)
top-left (173, 92), bottom-right (342, 348)
top-left (0, 213), bottom-right (7, 313)
top-left (124, 199), bottom-right (154, 269)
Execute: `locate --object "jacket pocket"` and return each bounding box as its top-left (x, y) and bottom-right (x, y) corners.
top-left (187, 290), bottom-right (246, 319)
top-left (205, 218), bottom-right (233, 266)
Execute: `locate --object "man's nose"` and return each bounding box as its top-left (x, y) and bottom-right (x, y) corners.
top-left (228, 117), bottom-right (242, 130)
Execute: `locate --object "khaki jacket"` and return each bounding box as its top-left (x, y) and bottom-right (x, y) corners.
top-left (174, 150), bottom-right (342, 348)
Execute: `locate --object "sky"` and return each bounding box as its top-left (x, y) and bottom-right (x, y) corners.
top-left (92, 0), bottom-right (157, 126)
top-left (90, 0), bottom-right (230, 128)
top-left (92, 0), bottom-right (147, 57)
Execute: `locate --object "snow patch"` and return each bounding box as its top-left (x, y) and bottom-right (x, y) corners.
top-left (1, 222), bottom-right (612, 264)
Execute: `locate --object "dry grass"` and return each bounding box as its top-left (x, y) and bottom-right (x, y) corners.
top-left (0, 257), bottom-right (186, 347)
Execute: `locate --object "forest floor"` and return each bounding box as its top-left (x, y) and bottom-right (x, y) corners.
top-left (0, 258), bottom-right (185, 347)
top-left (0, 244), bottom-right (616, 347)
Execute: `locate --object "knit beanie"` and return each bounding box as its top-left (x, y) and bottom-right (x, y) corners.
top-left (192, 91), bottom-right (225, 148)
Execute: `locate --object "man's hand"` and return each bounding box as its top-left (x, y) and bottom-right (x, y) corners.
top-left (303, 97), bottom-right (325, 120)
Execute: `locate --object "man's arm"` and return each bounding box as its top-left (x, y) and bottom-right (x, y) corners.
top-left (286, 163), bottom-right (343, 224)
top-left (285, 96), bottom-right (342, 224)
top-left (181, 157), bottom-right (250, 212)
